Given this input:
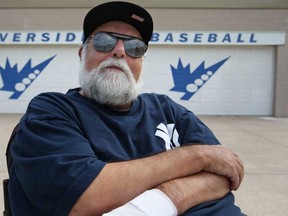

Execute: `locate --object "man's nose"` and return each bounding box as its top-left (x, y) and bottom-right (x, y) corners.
top-left (112, 40), bottom-right (125, 58)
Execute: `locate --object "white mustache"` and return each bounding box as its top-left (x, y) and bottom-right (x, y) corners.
top-left (98, 58), bottom-right (131, 75)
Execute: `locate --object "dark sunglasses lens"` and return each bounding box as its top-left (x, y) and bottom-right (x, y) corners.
top-left (93, 33), bottom-right (117, 52)
top-left (124, 39), bottom-right (147, 58)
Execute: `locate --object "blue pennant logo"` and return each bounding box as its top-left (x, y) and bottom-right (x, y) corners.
top-left (0, 55), bottom-right (56, 99)
top-left (170, 57), bottom-right (230, 100)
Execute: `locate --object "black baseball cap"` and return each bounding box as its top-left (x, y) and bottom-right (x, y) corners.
top-left (82, 1), bottom-right (154, 45)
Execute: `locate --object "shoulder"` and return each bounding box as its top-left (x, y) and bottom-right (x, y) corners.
top-left (139, 93), bottom-right (175, 104)
top-left (25, 89), bottom-right (81, 120)
top-left (137, 93), bottom-right (193, 122)
top-left (29, 91), bottom-right (68, 111)
top-left (139, 93), bottom-right (188, 112)
top-left (29, 88), bottom-right (81, 106)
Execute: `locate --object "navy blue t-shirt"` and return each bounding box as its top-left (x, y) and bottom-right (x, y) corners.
top-left (9, 88), bottom-right (242, 215)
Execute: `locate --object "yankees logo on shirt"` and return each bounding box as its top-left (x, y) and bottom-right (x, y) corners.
top-left (155, 123), bottom-right (180, 150)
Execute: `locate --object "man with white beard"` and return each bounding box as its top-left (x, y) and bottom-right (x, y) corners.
top-left (8, 2), bottom-right (244, 216)
top-left (79, 56), bottom-right (142, 108)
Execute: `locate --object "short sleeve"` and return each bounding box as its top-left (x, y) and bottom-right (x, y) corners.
top-left (11, 93), bottom-right (106, 215)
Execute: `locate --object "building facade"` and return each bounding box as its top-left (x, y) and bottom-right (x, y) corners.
top-left (0, 3), bottom-right (287, 116)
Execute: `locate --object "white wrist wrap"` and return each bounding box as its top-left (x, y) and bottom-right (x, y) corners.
top-left (129, 189), bottom-right (178, 216)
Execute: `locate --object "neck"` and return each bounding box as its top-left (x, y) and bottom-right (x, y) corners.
top-left (106, 102), bottom-right (132, 111)
top-left (79, 89), bottom-right (132, 111)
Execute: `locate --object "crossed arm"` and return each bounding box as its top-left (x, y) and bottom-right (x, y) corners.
top-left (156, 171), bottom-right (231, 214)
top-left (68, 145), bottom-right (244, 216)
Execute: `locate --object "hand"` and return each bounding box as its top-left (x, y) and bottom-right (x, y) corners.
top-left (187, 145), bottom-right (244, 190)
top-left (204, 145), bottom-right (244, 190)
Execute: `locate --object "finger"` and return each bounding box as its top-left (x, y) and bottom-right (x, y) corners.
top-left (235, 156), bottom-right (244, 179)
top-left (237, 157), bottom-right (245, 186)
top-left (233, 152), bottom-right (239, 157)
top-left (230, 170), bottom-right (240, 190)
top-left (229, 157), bottom-right (242, 190)
top-left (227, 162), bottom-right (240, 191)
top-left (237, 156), bottom-right (244, 171)
top-left (232, 157), bottom-right (244, 190)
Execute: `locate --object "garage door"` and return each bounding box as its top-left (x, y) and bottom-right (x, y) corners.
top-left (143, 45), bottom-right (274, 115)
top-left (0, 45), bottom-right (274, 115)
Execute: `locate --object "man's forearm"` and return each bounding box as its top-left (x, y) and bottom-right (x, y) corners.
top-left (69, 145), bottom-right (243, 215)
top-left (156, 172), bottom-right (230, 214)
top-left (104, 171), bottom-right (231, 216)
top-left (69, 146), bottom-right (206, 215)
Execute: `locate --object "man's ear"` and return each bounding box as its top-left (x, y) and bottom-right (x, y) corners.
top-left (78, 47), bottom-right (83, 60)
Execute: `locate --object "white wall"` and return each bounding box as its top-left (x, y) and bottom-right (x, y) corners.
top-left (0, 44), bottom-right (274, 115)
top-left (143, 45), bottom-right (274, 115)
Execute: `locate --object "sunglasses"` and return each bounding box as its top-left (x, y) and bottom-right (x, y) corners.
top-left (89, 32), bottom-right (147, 58)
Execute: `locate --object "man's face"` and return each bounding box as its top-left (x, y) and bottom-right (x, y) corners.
top-left (80, 21), bottom-right (144, 82)
top-left (78, 21), bottom-right (145, 107)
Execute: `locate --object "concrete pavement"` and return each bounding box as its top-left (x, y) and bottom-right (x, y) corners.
top-left (1, 114), bottom-right (288, 215)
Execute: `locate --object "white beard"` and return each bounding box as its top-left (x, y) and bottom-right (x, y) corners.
top-left (79, 54), bottom-right (143, 106)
